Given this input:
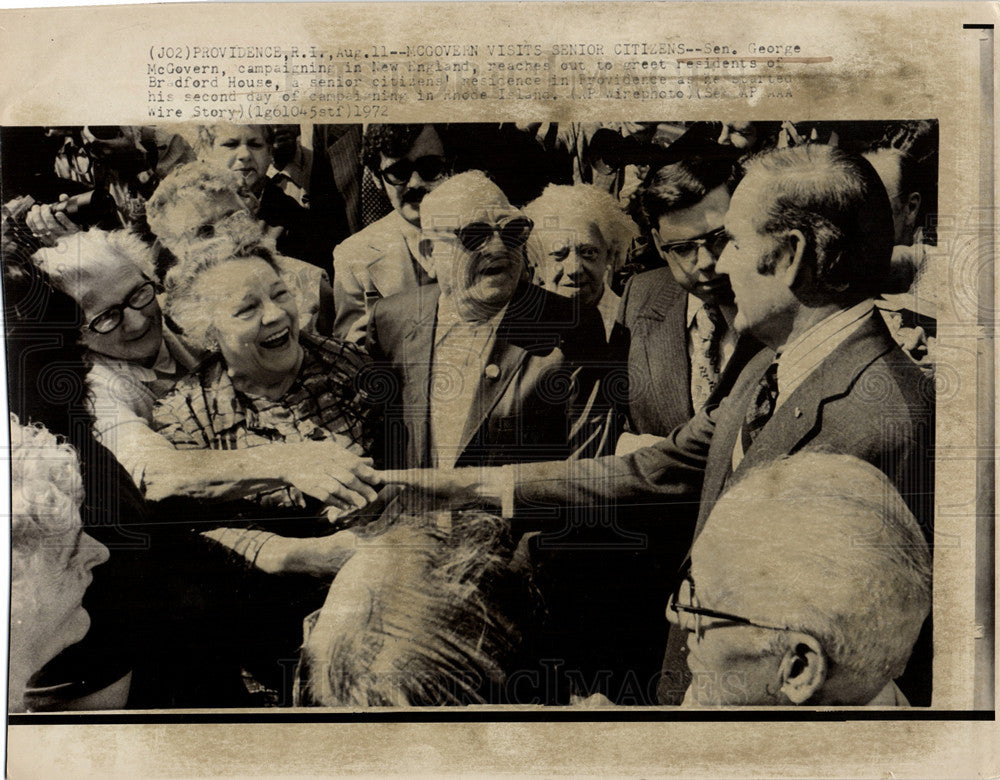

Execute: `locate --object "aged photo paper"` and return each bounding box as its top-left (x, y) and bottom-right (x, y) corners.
top-left (0, 1), bottom-right (996, 776)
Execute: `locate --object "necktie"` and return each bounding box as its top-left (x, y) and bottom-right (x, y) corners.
top-left (740, 361), bottom-right (779, 456)
top-left (690, 303), bottom-right (724, 411)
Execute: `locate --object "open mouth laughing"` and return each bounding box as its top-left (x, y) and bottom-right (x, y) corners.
top-left (259, 327), bottom-right (292, 350)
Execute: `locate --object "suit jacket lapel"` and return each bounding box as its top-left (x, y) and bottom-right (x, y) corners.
top-left (366, 233), bottom-right (419, 298)
top-left (733, 311), bottom-right (897, 477)
top-left (698, 346), bottom-right (774, 526)
top-left (640, 276), bottom-right (692, 423)
top-left (454, 299), bottom-right (530, 459)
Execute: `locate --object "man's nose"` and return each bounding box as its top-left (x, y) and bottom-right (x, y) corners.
top-left (235, 143), bottom-right (252, 160)
top-left (81, 532), bottom-right (110, 570)
top-left (120, 306), bottom-right (148, 334)
top-left (694, 244), bottom-right (718, 275)
top-left (481, 230), bottom-right (508, 255)
top-left (563, 251), bottom-right (585, 277)
top-left (406, 167), bottom-right (425, 188)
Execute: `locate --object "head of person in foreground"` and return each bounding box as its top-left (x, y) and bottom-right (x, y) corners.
top-left (298, 509), bottom-right (542, 706)
top-left (9, 414), bottom-right (109, 711)
top-left (668, 451), bottom-right (931, 706)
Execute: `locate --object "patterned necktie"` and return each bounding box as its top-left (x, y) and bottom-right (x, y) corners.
top-left (740, 361), bottom-right (779, 455)
top-left (690, 303), bottom-right (724, 411)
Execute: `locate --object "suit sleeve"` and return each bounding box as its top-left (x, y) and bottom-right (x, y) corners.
top-left (511, 397), bottom-right (714, 512)
top-left (332, 239), bottom-right (370, 346)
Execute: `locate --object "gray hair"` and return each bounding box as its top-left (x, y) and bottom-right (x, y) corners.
top-left (9, 414), bottom-right (83, 563)
top-left (299, 510), bottom-right (541, 706)
top-left (32, 228), bottom-right (154, 305)
top-left (523, 183), bottom-right (639, 274)
top-left (697, 451), bottom-right (931, 703)
top-left (163, 237), bottom-right (280, 352)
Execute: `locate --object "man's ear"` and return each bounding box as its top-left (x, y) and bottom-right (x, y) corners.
top-left (778, 229), bottom-right (808, 289)
top-left (903, 191), bottom-right (922, 231)
top-left (777, 632), bottom-right (826, 704)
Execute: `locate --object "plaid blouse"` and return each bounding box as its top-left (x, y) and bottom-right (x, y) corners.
top-left (152, 332), bottom-right (373, 507)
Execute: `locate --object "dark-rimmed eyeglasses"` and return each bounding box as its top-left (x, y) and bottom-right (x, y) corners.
top-left (87, 280), bottom-right (157, 334)
top-left (378, 155), bottom-right (449, 186)
top-left (658, 226), bottom-right (729, 263)
top-left (454, 216), bottom-right (534, 254)
top-left (666, 574), bottom-right (790, 642)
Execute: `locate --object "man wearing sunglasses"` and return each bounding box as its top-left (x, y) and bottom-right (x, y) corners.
top-left (332, 124), bottom-right (454, 345)
top-left (385, 145), bottom-right (934, 704)
top-left (672, 452), bottom-right (930, 706)
top-left (365, 170), bottom-right (611, 472)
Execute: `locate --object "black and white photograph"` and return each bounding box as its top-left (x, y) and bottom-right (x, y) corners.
top-left (0, 2), bottom-right (994, 777)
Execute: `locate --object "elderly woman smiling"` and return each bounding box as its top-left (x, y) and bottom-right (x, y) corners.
top-left (152, 236), bottom-right (378, 574)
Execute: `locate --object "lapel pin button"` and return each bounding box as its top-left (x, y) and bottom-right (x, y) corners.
top-left (484, 364), bottom-right (501, 380)
top-left (794, 407), bottom-right (802, 418)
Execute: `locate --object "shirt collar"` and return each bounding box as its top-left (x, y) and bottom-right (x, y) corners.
top-left (685, 294), bottom-right (736, 330)
top-left (88, 335), bottom-right (177, 383)
top-left (776, 298), bottom-right (875, 399)
top-left (400, 214), bottom-right (435, 279)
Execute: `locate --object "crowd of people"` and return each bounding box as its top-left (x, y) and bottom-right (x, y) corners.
top-left (2, 119), bottom-right (937, 709)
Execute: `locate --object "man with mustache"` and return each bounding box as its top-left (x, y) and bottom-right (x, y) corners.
top-left (332, 124), bottom-right (455, 345)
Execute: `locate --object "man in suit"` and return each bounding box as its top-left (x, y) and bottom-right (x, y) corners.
top-left (332, 124), bottom-right (454, 345)
top-left (365, 169), bottom-right (610, 472)
top-left (385, 144), bottom-right (934, 704)
top-left (614, 155), bottom-right (749, 440)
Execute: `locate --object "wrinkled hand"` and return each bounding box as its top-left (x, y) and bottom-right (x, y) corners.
top-left (280, 440), bottom-right (380, 516)
top-left (26, 196), bottom-right (79, 246)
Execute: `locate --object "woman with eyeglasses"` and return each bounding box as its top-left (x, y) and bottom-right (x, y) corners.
top-left (31, 229), bottom-right (377, 526)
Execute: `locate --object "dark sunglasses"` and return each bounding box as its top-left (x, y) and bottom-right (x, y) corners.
top-left (87, 280), bottom-right (157, 334)
top-left (378, 155), bottom-right (449, 186)
top-left (455, 216), bottom-right (534, 254)
top-left (658, 226), bottom-right (729, 262)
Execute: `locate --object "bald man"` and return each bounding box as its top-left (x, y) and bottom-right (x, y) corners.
top-left (671, 452), bottom-right (930, 706)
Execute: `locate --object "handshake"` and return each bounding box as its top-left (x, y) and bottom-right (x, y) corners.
top-left (277, 439), bottom-right (506, 523)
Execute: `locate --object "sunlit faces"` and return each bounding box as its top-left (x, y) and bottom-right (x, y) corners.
top-left (378, 125), bottom-right (449, 228)
top-left (204, 124), bottom-right (272, 195)
top-left (531, 218), bottom-right (610, 308)
top-left (13, 524), bottom-right (110, 667)
top-left (197, 257), bottom-right (303, 388)
top-left (652, 185), bottom-right (735, 306)
top-left (426, 202), bottom-right (528, 319)
top-left (78, 264), bottom-right (163, 365)
top-left (715, 176), bottom-right (795, 342)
